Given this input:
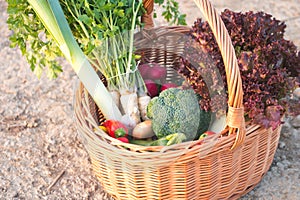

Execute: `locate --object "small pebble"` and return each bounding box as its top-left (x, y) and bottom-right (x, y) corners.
top-left (11, 192), bottom-right (18, 198)
top-left (294, 142), bottom-right (300, 149)
top-left (290, 115), bottom-right (300, 129)
top-left (278, 141), bottom-right (286, 149)
top-left (42, 190), bottom-right (47, 196)
top-left (282, 119), bottom-right (291, 128)
top-left (282, 160), bottom-right (291, 167)
top-left (271, 166), bottom-right (278, 172)
top-left (292, 129), bottom-right (300, 138)
top-left (276, 162), bottom-right (285, 170)
top-left (280, 155), bottom-right (286, 160)
top-left (282, 131), bottom-right (291, 138)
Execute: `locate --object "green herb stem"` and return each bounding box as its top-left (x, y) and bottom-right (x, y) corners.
top-left (126, 1), bottom-right (142, 81)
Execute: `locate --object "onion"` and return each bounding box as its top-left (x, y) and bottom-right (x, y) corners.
top-left (132, 120), bottom-right (155, 139)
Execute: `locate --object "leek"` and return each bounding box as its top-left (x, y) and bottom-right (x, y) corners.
top-left (27, 0), bottom-right (122, 121)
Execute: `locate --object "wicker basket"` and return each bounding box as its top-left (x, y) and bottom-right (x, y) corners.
top-left (74, 0), bottom-right (281, 199)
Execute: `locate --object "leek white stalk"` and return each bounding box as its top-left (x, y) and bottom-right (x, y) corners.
top-left (27, 0), bottom-right (122, 121)
top-left (109, 90), bottom-right (121, 111)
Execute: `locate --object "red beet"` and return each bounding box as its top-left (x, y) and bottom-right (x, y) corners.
top-left (147, 63), bottom-right (167, 81)
top-left (144, 79), bottom-right (159, 97)
top-left (161, 83), bottom-right (178, 91)
top-left (138, 64), bottom-right (151, 79)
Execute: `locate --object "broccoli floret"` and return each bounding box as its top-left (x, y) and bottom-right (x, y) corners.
top-left (146, 88), bottom-right (211, 140)
top-left (146, 96), bottom-right (158, 119)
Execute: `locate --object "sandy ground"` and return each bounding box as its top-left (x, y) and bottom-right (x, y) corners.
top-left (0, 0), bottom-right (299, 199)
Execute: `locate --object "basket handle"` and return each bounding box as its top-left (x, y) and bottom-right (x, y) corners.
top-left (142, 0), bottom-right (245, 149)
top-left (142, 0), bottom-right (155, 28)
top-left (193, 0), bottom-right (245, 149)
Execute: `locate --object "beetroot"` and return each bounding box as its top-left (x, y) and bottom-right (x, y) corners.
top-left (138, 64), bottom-right (151, 79)
top-left (144, 79), bottom-right (159, 97)
top-left (147, 63), bottom-right (167, 81)
top-left (161, 83), bottom-right (178, 91)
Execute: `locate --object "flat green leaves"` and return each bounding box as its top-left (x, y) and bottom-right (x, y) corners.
top-left (7, 0), bottom-right (63, 79)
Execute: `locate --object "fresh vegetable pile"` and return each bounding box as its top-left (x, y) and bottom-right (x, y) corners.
top-left (96, 59), bottom-right (214, 145)
top-left (99, 86), bottom-right (213, 146)
top-left (178, 9), bottom-right (300, 129)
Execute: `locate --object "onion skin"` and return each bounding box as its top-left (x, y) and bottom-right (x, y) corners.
top-left (132, 120), bottom-right (155, 139)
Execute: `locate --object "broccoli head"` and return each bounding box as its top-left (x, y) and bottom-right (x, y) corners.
top-left (146, 88), bottom-right (211, 140)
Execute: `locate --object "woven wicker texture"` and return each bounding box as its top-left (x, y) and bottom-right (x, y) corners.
top-left (74, 0), bottom-right (282, 199)
top-left (142, 0), bottom-right (154, 28)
